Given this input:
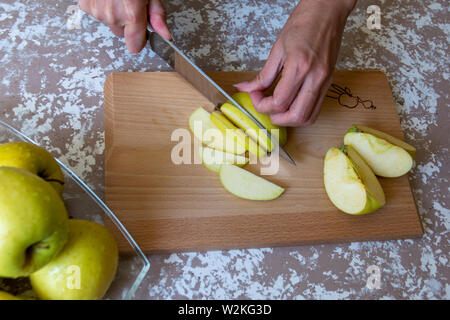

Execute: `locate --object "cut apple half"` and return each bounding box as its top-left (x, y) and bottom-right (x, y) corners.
top-left (344, 129), bottom-right (414, 178)
top-left (199, 146), bottom-right (248, 173)
top-left (230, 92), bottom-right (288, 146)
top-left (324, 147), bottom-right (385, 215)
top-left (219, 164), bottom-right (284, 201)
top-left (348, 124), bottom-right (416, 157)
top-left (188, 107), bottom-right (246, 155)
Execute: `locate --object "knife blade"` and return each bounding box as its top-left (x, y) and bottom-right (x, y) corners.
top-left (147, 24), bottom-right (296, 165)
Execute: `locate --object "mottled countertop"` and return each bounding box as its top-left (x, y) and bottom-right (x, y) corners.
top-left (0, 0), bottom-right (448, 299)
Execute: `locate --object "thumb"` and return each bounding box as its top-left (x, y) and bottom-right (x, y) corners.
top-left (234, 45), bottom-right (283, 92)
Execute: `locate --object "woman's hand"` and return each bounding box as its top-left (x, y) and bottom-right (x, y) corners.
top-left (235, 0), bottom-right (357, 126)
top-left (78, 0), bottom-right (171, 53)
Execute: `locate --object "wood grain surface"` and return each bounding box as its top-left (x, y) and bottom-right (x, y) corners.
top-left (104, 70), bottom-right (423, 253)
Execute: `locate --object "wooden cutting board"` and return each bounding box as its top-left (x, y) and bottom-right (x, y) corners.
top-left (104, 70), bottom-right (423, 253)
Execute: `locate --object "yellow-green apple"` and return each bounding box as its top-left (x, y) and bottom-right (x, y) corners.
top-left (0, 167), bottom-right (69, 278)
top-left (30, 219), bottom-right (119, 300)
top-left (220, 102), bottom-right (273, 152)
top-left (0, 290), bottom-right (21, 300)
top-left (0, 142), bottom-right (64, 195)
top-left (199, 146), bottom-right (248, 173)
top-left (210, 111), bottom-right (266, 158)
top-left (230, 92), bottom-right (288, 146)
top-left (188, 107), bottom-right (246, 155)
top-left (323, 146), bottom-right (385, 215)
top-left (349, 124), bottom-right (416, 156)
top-left (344, 125), bottom-right (415, 177)
top-left (219, 164), bottom-right (284, 200)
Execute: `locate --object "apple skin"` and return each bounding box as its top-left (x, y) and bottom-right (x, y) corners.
top-left (230, 92), bottom-right (288, 146)
top-left (0, 290), bottom-right (21, 300)
top-left (0, 142), bottom-right (64, 195)
top-left (188, 107), bottom-right (246, 155)
top-left (221, 102), bottom-right (273, 152)
top-left (210, 111), bottom-right (266, 158)
top-left (30, 219), bottom-right (119, 300)
top-left (0, 167), bottom-right (69, 278)
top-left (323, 147), bottom-right (385, 215)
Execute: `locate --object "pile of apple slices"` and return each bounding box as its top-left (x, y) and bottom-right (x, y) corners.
top-left (189, 92), bottom-right (286, 201)
top-left (324, 124), bottom-right (416, 215)
top-left (0, 142), bottom-right (119, 300)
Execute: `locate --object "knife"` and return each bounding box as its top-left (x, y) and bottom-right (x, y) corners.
top-left (147, 24), bottom-right (296, 165)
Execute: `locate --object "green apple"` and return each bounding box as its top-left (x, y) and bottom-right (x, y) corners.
top-left (188, 107), bottom-right (246, 155)
top-left (30, 219), bottom-right (119, 300)
top-left (210, 111), bottom-right (266, 158)
top-left (200, 146), bottom-right (248, 173)
top-left (219, 164), bottom-right (284, 200)
top-left (348, 124), bottom-right (416, 157)
top-left (230, 92), bottom-right (288, 146)
top-left (323, 146), bottom-right (385, 215)
top-left (220, 102), bottom-right (273, 152)
top-left (344, 125), bottom-right (414, 178)
top-left (0, 142), bottom-right (64, 195)
top-left (0, 167), bottom-right (69, 278)
top-left (0, 290), bottom-right (21, 300)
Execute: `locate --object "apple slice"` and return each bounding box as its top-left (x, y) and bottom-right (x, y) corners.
top-left (230, 92), bottom-right (288, 146)
top-left (219, 164), bottom-right (284, 200)
top-left (348, 124), bottom-right (416, 157)
top-left (188, 107), bottom-right (246, 155)
top-left (220, 102), bottom-right (273, 152)
top-left (344, 127), bottom-right (414, 178)
top-left (200, 146), bottom-right (248, 173)
top-left (211, 111), bottom-right (266, 158)
top-left (324, 147), bottom-right (385, 215)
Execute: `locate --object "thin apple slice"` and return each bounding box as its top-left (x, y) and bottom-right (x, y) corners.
top-left (211, 111), bottom-right (266, 158)
top-left (323, 147), bottom-right (385, 215)
top-left (349, 124), bottom-right (416, 157)
top-left (219, 164), bottom-right (284, 200)
top-left (200, 146), bottom-right (248, 173)
top-left (188, 107), bottom-right (246, 155)
top-left (344, 131), bottom-right (414, 178)
top-left (230, 92), bottom-right (288, 146)
top-left (220, 102), bottom-right (273, 152)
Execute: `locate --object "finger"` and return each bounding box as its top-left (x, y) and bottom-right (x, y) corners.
top-left (303, 76), bottom-right (333, 125)
top-left (270, 74), bottom-right (322, 126)
top-left (149, 0), bottom-right (172, 40)
top-left (253, 57), bottom-right (308, 114)
top-left (109, 25), bottom-right (125, 38)
top-left (234, 44), bottom-right (283, 93)
top-left (123, 6), bottom-right (148, 53)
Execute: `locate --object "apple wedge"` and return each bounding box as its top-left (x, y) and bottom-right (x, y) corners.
top-left (188, 107), bottom-right (246, 155)
top-left (199, 146), bottom-right (248, 173)
top-left (324, 147), bottom-right (385, 215)
top-left (230, 92), bottom-right (288, 146)
top-left (211, 111), bottom-right (266, 158)
top-left (348, 124), bottom-right (416, 157)
top-left (220, 102), bottom-right (273, 152)
top-left (219, 164), bottom-right (284, 200)
top-left (344, 126), bottom-right (414, 178)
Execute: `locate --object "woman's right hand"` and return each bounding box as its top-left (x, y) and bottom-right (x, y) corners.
top-left (78, 0), bottom-right (171, 53)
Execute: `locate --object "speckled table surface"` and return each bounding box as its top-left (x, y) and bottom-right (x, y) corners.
top-left (0, 0), bottom-right (448, 299)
